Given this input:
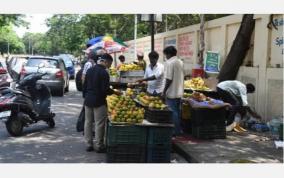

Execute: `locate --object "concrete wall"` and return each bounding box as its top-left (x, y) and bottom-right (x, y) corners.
top-left (123, 14), bottom-right (284, 121)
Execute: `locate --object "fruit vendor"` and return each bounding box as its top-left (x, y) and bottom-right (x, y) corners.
top-left (116, 55), bottom-right (126, 70)
top-left (137, 51), bottom-right (165, 96)
top-left (162, 46), bottom-right (184, 136)
top-left (83, 53), bottom-right (121, 153)
top-left (133, 51), bottom-right (147, 71)
top-left (216, 80), bottom-right (261, 125)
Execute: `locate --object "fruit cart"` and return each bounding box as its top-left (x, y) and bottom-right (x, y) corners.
top-left (184, 77), bottom-right (220, 99)
top-left (106, 93), bottom-right (174, 163)
top-left (182, 96), bottom-right (230, 139)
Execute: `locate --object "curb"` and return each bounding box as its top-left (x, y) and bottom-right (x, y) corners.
top-left (172, 141), bottom-right (199, 163)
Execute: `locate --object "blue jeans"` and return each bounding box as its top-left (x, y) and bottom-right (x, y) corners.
top-left (166, 98), bottom-right (182, 136)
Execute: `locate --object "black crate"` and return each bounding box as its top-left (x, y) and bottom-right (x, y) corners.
top-left (147, 127), bottom-right (173, 145)
top-left (181, 119), bottom-right (192, 134)
top-left (107, 123), bottom-right (147, 146)
top-left (192, 124), bottom-right (226, 139)
top-left (107, 144), bottom-right (146, 163)
top-left (145, 108), bottom-right (173, 124)
top-left (146, 144), bottom-right (171, 163)
top-left (190, 106), bottom-right (226, 126)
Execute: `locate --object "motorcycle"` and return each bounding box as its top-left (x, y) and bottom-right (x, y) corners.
top-left (0, 63), bottom-right (55, 136)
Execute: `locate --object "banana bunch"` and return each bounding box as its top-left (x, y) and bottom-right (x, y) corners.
top-left (184, 77), bottom-right (210, 91)
top-left (109, 67), bottom-right (118, 77)
top-left (119, 64), bottom-right (143, 71)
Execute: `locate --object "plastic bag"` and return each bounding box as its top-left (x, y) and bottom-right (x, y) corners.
top-left (76, 107), bottom-right (85, 132)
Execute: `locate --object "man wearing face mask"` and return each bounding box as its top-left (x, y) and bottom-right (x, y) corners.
top-left (83, 53), bottom-right (121, 152)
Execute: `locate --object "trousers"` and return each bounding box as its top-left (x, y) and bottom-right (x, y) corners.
top-left (84, 105), bottom-right (108, 149)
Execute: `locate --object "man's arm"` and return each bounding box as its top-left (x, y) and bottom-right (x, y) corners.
top-left (82, 69), bottom-right (89, 98)
top-left (81, 62), bottom-right (92, 84)
top-left (244, 106), bottom-right (261, 119)
top-left (138, 75), bottom-right (156, 83)
top-left (163, 79), bottom-right (172, 96)
top-left (162, 62), bottom-right (173, 98)
top-left (100, 71), bottom-right (114, 96)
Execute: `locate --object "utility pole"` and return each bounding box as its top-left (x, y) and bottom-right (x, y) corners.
top-left (165, 14), bottom-right (168, 32)
top-left (28, 36), bottom-right (31, 55)
top-left (113, 16), bottom-right (117, 67)
top-left (7, 41), bottom-right (10, 55)
top-left (134, 14), bottom-right (137, 59)
top-left (150, 14), bottom-right (155, 52)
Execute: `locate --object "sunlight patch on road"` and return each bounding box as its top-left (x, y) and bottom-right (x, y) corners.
top-left (2, 136), bottom-right (63, 144)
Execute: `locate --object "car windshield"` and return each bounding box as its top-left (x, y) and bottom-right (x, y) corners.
top-left (60, 55), bottom-right (73, 67)
top-left (26, 58), bottom-right (58, 68)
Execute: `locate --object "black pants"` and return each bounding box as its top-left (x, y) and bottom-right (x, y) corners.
top-left (217, 87), bottom-right (244, 125)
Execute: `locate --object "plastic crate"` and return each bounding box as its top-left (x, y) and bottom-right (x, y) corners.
top-left (107, 123), bottom-right (147, 146)
top-left (182, 103), bottom-right (191, 120)
top-left (147, 127), bottom-right (173, 145)
top-left (147, 144), bottom-right (171, 163)
top-left (192, 124), bottom-right (226, 139)
top-left (107, 144), bottom-right (146, 163)
top-left (190, 106), bottom-right (226, 126)
top-left (181, 119), bottom-right (192, 134)
top-left (145, 108), bottom-right (173, 124)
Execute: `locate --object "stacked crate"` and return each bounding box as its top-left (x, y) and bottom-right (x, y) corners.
top-left (190, 106), bottom-right (226, 139)
top-left (146, 126), bottom-right (173, 163)
top-left (145, 107), bottom-right (173, 124)
top-left (106, 123), bottom-right (147, 163)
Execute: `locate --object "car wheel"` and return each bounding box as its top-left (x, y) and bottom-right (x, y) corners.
top-left (47, 118), bottom-right (55, 128)
top-left (6, 115), bottom-right (23, 137)
top-left (57, 87), bottom-right (64, 97)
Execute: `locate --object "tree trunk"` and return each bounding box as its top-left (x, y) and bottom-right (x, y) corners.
top-left (218, 14), bottom-right (255, 82)
top-left (199, 14), bottom-right (205, 67)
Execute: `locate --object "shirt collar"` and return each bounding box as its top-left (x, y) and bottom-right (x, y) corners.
top-left (168, 56), bottom-right (177, 61)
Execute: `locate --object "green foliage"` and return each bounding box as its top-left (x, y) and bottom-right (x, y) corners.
top-left (1, 14), bottom-right (230, 56)
top-left (0, 14), bottom-right (28, 27)
top-left (0, 25), bottom-right (25, 54)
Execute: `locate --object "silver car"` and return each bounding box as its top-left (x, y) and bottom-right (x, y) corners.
top-left (0, 59), bottom-right (12, 87)
top-left (21, 56), bottom-right (69, 96)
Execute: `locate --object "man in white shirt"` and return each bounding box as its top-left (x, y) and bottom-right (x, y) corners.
top-left (137, 51), bottom-right (164, 96)
top-left (82, 47), bottom-right (106, 84)
top-left (217, 80), bottom-right (261, 125)
top-left (162, 46), bottom-right (184, 136)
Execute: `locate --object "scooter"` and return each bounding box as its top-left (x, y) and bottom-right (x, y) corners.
top-left (0, 63), bottom-right (55, 136)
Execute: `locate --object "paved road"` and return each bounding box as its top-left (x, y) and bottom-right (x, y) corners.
top-left (0, 80), bottom-right (187, 163)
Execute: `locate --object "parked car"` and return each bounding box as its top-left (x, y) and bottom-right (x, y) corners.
top-left (57, 54), bottom-right (75, 79)
top-left (6, 55), bottom-right (28, 81)
top-left (0, 59), bottom-right (12, 87)
top-left (21, 56), bottom-right (69, 96)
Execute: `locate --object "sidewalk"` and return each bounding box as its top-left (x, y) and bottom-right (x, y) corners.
top-left (172, 131), bottom-right (283, 163)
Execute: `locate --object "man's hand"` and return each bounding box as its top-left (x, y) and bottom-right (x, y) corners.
top-left (113, 89), bottom-right (122, 96)
top-left (136, 79), bottom-right (144, 83)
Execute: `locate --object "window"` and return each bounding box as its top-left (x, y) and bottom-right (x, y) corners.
top-left (27, 58), bottom-right (59, 68)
